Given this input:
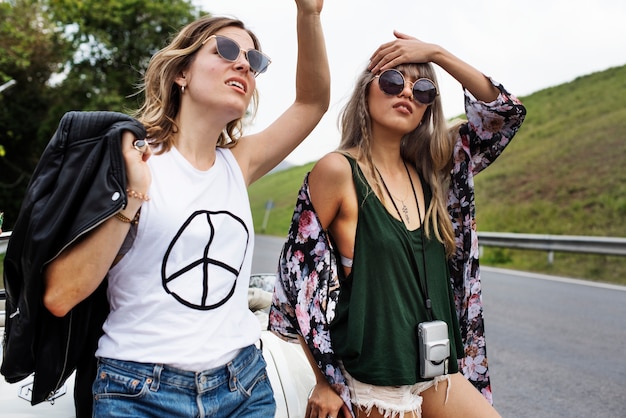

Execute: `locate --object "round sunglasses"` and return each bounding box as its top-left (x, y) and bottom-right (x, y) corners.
top-left (203, 35), bottom-right (271, 77)
top-left (375, 69), bottom-right (438, 105)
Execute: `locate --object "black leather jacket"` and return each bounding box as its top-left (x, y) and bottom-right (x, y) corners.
top-left (1, 111), bottom-right (146, 405)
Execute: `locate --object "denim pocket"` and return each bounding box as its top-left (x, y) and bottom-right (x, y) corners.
top-left (235, 348), bottom-right (272, 399)
top-left (93, 360), bottom-right (151, 400)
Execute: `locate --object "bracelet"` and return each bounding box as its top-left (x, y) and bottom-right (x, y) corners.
top-left (127, 188), bottom-right (150, 201)
top-left (114, 210), bottom-right (140, 226)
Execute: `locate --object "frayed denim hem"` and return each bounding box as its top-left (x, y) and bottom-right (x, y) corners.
top-left (341, 363), bottom-right (450, 418)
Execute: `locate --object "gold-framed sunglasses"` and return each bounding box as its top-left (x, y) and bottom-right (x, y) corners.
top-left (375, 69), bottom-right (438, 105)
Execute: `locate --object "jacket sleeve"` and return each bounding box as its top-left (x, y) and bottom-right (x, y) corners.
top-left (269, 174), bottom-right (353, 416)
top-left (458, 78), bottom-right (527, 176)
top-left (1, 111), bottom-right (145, 405)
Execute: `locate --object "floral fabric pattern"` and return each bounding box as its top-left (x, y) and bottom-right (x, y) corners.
top-left (448, 81), bottom-right (526, 403)
top-left (268, 185), bottom-right (351, 410)
top-left (269, 79), bottom-right (526, 412)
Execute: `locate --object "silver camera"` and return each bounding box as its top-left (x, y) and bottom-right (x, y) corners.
top-left (417, 320), bottom-right (450, 379)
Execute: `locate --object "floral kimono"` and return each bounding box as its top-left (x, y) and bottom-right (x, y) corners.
top-left (269, 79), bottom-right (526, 412)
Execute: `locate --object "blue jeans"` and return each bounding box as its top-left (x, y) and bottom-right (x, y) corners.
top-left (92, 345), bottom-right (275, 417)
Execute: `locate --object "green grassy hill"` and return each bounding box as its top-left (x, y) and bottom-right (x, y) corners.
top-left (249, 64), bottom-right (626, 285)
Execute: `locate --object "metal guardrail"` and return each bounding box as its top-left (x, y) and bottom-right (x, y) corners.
top-left (478, 232), bottom-right (626, 256)
top-left (2, 230), bottom-right (626, 261)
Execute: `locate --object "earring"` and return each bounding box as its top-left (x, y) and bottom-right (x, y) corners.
top-left (181, 85), bottom-right (186, 94)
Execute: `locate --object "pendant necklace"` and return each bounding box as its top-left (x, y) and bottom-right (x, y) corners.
top-left (376, 161), bottom-right (432, 317)
top-left (375, 161), bottom-right (414, 225)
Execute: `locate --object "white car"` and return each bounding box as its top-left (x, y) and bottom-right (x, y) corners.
top-left (0, 274), bottom-right (314, 417)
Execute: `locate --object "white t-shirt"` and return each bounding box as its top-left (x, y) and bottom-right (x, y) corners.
top-left (96, 147), bottom-right (259, 371)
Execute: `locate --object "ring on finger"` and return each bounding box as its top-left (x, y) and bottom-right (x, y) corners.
top-left (133, 139), bottom-right (148, 153)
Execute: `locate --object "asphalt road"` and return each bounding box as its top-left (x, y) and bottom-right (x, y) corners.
top-left (483, 268), bottom-right (626, 418)
top-left (251, 234), bottom-right (287, 274)
top-left (253, 235), bottom-right (626, 418)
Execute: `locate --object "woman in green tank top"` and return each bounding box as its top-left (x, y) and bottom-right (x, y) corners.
top-left (270, 29), bottom-right (525, 418)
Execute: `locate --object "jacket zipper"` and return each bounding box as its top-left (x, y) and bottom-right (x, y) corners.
top-left (49, 311), bottom-right (72, 401)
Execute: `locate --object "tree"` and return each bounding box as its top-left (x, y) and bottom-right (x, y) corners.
top-left (0, 0), bottom-right (72, 228)
top-left (0, 0), bottom-right (204, 229)
top-left (48, 0), bottom-right (202, 112)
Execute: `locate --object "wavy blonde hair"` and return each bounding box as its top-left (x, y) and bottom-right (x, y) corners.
top-left (338, 63), bottom-right (461, 256)
top-left (134, 16), bottom-right (261, 153)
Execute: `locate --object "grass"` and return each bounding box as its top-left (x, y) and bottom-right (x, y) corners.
top-left (248, 162), bottom-right (315, 238)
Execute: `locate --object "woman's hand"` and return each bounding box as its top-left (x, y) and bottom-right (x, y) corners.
top-left (120, 130), bottom-right (152, 215)
top-left (295, 0), bottom-right (323, 15)
top-left (306, 381), bottom-right (352, 418)
top-left (368, 30), bottom-right (499, 102)
top-left (368, 30), bottom-right (437, 74)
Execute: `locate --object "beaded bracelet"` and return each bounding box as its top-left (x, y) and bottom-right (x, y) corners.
top-left (127, 188), bottom-right (150, 201)
top-left (114, 210), bottom-right (140, 226)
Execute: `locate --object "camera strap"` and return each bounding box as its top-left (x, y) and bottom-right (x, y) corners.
top-left (376, 162), bottom-right (434, 321)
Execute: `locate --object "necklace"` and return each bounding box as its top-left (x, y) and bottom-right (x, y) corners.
top-left (396, 195), bottom-right (410, 224)
top-left (376, 161), bottom-right (433, 317)
top-left (375, 161), bottom-right (418, 226)
top-left (384, 180), bottom-right (410, 223)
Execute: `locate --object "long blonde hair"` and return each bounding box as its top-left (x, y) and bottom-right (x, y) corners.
top-left (134, 16), bottom-right (261, 153)
top-left (338, 63), bottom-right (460, 256)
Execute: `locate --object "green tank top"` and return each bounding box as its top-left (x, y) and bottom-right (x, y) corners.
top-left (329, 156), bottom-right (462, 385)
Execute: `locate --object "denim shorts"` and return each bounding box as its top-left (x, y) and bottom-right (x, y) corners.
top-left (93, 345), bottom-right (275, 417)
top-left (340, 361), bottom-right (450, 418)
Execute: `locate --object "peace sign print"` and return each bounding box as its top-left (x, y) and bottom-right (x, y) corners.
top-left (161, 210), bottom-right (249, 310)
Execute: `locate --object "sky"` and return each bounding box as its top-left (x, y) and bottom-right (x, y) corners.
top-left (198, 0), bottom-right (626, 166)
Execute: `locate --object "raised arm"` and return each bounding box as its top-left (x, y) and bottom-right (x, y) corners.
top-left (43, 131), bottom-right (151, 317)
top-left (368, 30), bottom-right (499, 103)
top-left (235, 0), bottom-right (330, 184)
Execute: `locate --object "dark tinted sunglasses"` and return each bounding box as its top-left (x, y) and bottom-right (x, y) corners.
top-left (375, 69), bottom-right (438, 105)
top-left (203, 35), bottom-right (271, 77)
